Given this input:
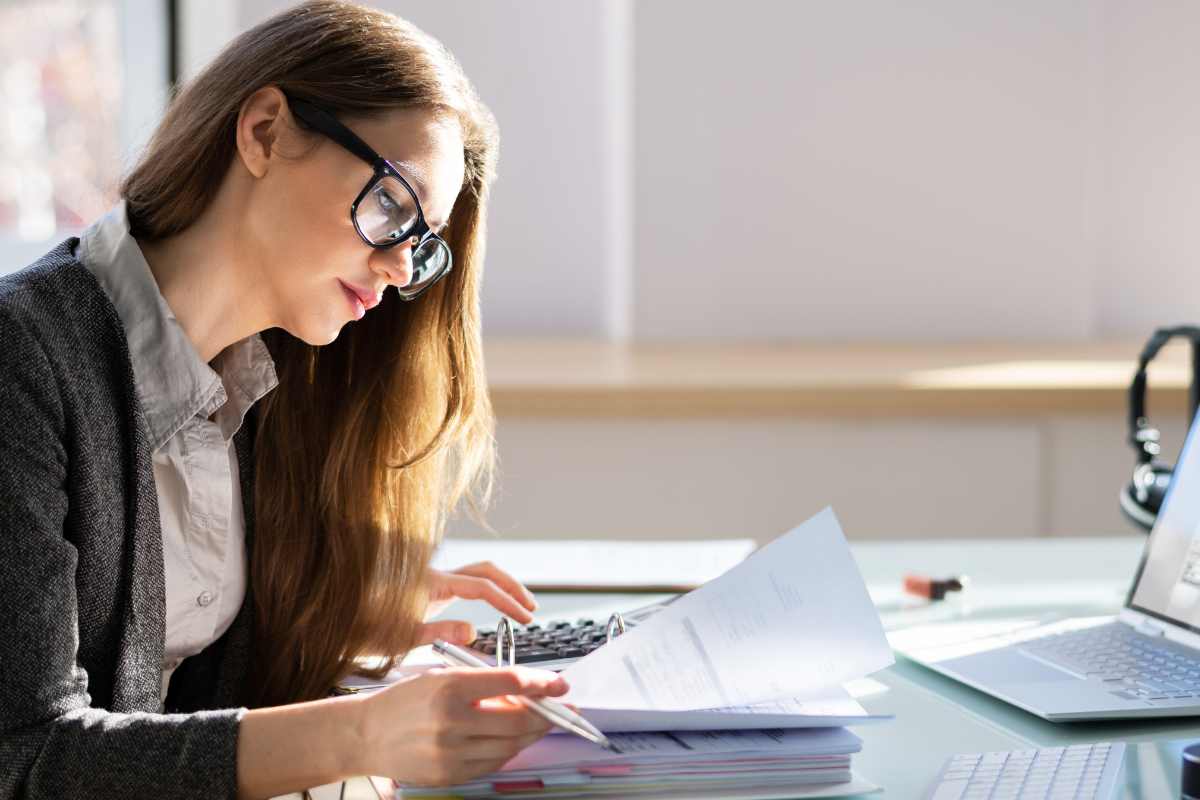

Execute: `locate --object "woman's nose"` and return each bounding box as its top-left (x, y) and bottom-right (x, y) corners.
top-left (370, 241), bottom-right (413, 289)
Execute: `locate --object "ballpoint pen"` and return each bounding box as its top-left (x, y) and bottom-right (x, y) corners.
top-left (431, 639), bottom-right (622, 754)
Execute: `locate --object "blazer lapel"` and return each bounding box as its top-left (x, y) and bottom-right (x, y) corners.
top-left (108, 341), bottom-right (167, 712)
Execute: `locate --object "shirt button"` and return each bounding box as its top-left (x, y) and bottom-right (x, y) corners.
top-left (196, 591), bottom-right (214, 607)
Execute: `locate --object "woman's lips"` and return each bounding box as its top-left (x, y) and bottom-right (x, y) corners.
top-left (343, 280), bottom-right (380, 307)
top-left (339, 280), bottom-right (367, 320)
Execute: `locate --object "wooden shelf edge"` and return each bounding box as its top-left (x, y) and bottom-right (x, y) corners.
top-left (489, 385), bottom-right (1191, 418)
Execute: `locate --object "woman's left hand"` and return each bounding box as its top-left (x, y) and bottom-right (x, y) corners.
top-left (416, 561), bottom-right (538, 646)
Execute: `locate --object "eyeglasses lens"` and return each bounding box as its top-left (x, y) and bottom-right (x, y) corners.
top-left (399, 237), bottom-right (452, 298)
top-left (356, 175), bottom-right (419, 245)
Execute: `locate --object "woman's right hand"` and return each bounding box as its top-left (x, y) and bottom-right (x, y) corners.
top-left (352, 665), bottom-right (570, 786)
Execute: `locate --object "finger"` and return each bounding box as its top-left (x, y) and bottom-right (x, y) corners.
top-left (459, 729), bottom-right (549, 763)
top-left (439, 666), bottom-right (569, 704)
top-left (453, 561), bottom-right (538, 612)
top-left (414, 619), bottom-right (477, 646)
top-left (443, 574), bottom-right (535, 623)
top-left (462, 703), bottom-right (554, 737)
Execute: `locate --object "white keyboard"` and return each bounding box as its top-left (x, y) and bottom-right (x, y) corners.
top-left (927, 742), bottom-right (1125, 799)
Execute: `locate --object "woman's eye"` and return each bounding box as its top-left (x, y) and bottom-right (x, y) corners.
top-left (378, 190), bottom-right (397, 211)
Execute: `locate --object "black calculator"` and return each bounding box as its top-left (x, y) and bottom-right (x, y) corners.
top-left (467, 618), bottom-right (609, 670)
top-left (464, 597), bottom-right (678, 671)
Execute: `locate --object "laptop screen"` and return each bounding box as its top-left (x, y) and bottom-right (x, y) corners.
top-left (1128, 412), bottom-right (1200, 630)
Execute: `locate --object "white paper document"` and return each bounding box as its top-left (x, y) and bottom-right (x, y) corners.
top-left (562, 508), bottom-right (893, 711)
top-left (577, 686), bottom-right (886, 732)
top-left (432, 538), bottom-right (757, 590)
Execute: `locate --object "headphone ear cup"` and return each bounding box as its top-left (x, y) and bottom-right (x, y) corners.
top-left (1120, 461), bottom-right (1174, 530)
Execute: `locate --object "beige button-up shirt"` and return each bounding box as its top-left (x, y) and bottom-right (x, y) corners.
top-left (77, 203), bottom-right (278, 702)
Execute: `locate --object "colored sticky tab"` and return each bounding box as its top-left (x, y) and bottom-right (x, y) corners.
top-left (492, 779), bottom-right (545, 793)
top-left (581, 764), bottom-right (634, 776)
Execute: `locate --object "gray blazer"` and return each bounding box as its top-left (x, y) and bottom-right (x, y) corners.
top-left (0, 240), bottom-right (255, 798)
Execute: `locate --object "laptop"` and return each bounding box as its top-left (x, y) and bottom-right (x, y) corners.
top-left (893, 410), bottom-right (1200, 721)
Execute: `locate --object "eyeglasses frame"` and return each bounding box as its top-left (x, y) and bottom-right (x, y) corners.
top-left (285, 94), bottom-right (452, 300)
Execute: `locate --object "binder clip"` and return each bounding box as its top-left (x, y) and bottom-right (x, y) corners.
top-left (495, 616), bottom-right (516, 667)
top-left (606, 612), bottom-right (626, 643)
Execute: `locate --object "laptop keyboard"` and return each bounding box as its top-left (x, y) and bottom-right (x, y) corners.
top-left (927, 742), bottom-right (1124, 800)
top-left (1020, 622), bottom-right (1200, 703)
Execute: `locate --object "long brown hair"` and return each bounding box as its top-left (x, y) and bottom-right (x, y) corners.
top-left (120, 0), bottom-right (499, 706)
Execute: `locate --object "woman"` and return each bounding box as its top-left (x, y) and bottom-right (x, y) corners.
top-left (0, 2), bottom-right (568, 797)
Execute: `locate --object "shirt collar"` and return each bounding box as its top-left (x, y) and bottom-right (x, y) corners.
top-left (78, 201), bottom-right (279, 451)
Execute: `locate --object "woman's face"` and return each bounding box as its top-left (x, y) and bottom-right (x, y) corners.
top-left (250, 103), bottom-right (466, 345)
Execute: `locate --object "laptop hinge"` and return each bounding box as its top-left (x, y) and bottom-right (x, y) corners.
top-left (1134, 618), bottom-right (1166, 637)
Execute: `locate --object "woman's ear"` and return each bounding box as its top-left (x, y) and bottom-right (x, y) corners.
top-left (236, 86), bottom-right (288, 179)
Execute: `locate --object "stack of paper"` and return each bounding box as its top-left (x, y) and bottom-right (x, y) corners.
top-left (399, 728), bottom-right (877, 799)
top-left (395, 508), bottom-right (891, 799)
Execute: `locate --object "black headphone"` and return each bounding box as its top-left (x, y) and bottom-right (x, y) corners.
top-left (1121, 326), bottom-right (1200, 530)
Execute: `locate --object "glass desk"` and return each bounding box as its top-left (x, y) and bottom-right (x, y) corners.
top-left (411, 535), bottom-right (1200, 798)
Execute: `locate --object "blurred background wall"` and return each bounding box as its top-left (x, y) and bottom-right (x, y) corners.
top-left (5, 1), bottom-right (1200, 542)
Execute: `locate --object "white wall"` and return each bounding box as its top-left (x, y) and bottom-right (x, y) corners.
top-left (449, 417), bottom-right (1045, 541)
top-left (634, 1), bottom-right (1099, 341)
top-left (441, 411), bottom-right (1193, 542)
top-left (1096, 1), bottom-right (1200, 336)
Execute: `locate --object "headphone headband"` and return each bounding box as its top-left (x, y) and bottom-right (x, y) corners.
top-left (1128, 326), bottom-right (1200, 463)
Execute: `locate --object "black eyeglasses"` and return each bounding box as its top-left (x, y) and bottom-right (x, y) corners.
top-left (286, 95), bottom-right (452, 301)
